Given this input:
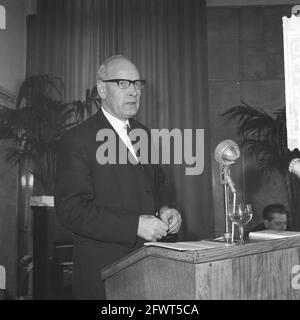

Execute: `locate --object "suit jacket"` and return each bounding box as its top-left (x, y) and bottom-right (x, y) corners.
top-left (249, 223), bottom-right (266, 233)
top-left (54, 109), bottom-right (169, 300)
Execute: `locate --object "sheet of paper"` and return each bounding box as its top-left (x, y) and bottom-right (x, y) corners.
top-left (144, 240), bottom-right (229, 251)
top-left (250, 230), bottom-right (300, 239)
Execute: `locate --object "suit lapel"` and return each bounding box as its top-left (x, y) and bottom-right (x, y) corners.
top-left (95, 110), bottom-right (158, 211)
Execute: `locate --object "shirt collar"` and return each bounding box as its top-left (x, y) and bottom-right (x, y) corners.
top-left (101, 107), bottom-right (130, 132)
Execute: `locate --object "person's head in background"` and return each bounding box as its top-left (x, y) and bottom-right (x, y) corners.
top-left (263, 204), bottom-right (288, 231)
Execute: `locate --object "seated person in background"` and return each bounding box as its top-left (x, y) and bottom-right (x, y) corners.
top-left (249, 203), bottom-right (288, 232)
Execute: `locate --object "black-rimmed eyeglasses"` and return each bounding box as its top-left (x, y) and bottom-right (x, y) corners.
top-left (102, 79), bottom-right (146, 90)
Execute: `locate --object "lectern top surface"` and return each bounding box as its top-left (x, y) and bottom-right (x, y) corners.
top-left (102, 235), bottom-right (300, 280)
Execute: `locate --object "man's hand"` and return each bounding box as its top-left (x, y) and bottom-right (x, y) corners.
top-left (137, 215), bottom-right (169, 241)
top-left (159, 207), bottom-right (182, 235)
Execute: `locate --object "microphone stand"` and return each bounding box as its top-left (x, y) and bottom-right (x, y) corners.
top-left (220, 165), bottom-right (236, 244)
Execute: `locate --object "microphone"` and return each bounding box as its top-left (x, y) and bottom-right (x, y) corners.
top-left (289, 158), bottom-right (300, 178)
top-left (214, 140), bottom-right (240, 193)
top-left (214, 139), bottom-right (240, 166)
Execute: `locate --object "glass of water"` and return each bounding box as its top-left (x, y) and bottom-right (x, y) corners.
top-left (229, 203), bottom-right (253, 244)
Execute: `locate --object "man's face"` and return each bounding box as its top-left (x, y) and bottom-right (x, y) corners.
top-left (98, 59), bottom-right (141, 121)
top-left (264, 213), bottom-right (287, 230)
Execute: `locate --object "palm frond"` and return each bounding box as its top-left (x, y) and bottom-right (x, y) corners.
top-left (16, 75), bottom-right (64, 109)
top-left (222, 101), bottom-right (291, 171)
top-left (0, 75), bottom-right (100, 194)
top-left (222, 101), bottom-right (300, 228)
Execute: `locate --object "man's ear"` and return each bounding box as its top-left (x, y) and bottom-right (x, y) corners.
top-left (97, 80), bottom-right (106, 99)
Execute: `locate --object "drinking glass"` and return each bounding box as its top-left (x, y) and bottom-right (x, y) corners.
top-left (228, 203), bottom-right (253, 244)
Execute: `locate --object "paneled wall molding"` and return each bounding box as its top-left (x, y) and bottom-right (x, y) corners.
top-left (207, 0), bottom-right (299, 7)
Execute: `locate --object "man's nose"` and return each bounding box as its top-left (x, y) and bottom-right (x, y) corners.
top-left (128, 85), bottom-right (138, 96)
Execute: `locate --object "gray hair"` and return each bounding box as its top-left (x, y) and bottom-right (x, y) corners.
top-left (97, 54), bottom-right (131, 81)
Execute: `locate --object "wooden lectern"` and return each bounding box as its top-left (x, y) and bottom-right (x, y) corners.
top-left (102, 237), bottom-right (300, 300)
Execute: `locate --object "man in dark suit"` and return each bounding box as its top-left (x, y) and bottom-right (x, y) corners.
top-left (54, 55), bottom-right (182, 300)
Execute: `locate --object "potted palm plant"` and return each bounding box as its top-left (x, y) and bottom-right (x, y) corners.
top-left (0, 75), bottom-right (100, 298)
top-left (0, 75), bottom-right (76, 195)
top-left (0, 75), bottom-right (100, 195)
top-left (222, 101), bottom-right (300, 230)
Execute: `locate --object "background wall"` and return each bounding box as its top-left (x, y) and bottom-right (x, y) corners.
top-left (207, 5), bottom-right (293, 235)
top-left (0, 0), bottom-right (27, 96)
top-left (0, 141), bottom-right (18, 297)
top-left (0, 0), bottom-right (27, 297)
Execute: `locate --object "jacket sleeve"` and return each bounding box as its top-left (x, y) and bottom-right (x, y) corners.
top-left (54, 133), bottom-right (139, 247)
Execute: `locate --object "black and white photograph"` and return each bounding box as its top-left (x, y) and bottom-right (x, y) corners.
top-left (1, 0), bottom-right (300, 306)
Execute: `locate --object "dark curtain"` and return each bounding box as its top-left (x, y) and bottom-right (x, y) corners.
top-left (26, 0), bottom-right (214, 240)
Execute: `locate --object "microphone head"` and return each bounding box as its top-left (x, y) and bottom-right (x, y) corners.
top-left (289, 158), bottom-right (300, 178)
top-left (214, 139), bottom-right (240, 166)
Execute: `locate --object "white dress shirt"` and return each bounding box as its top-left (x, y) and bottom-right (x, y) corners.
top-left (101, 107), bottom-right (139, 162)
